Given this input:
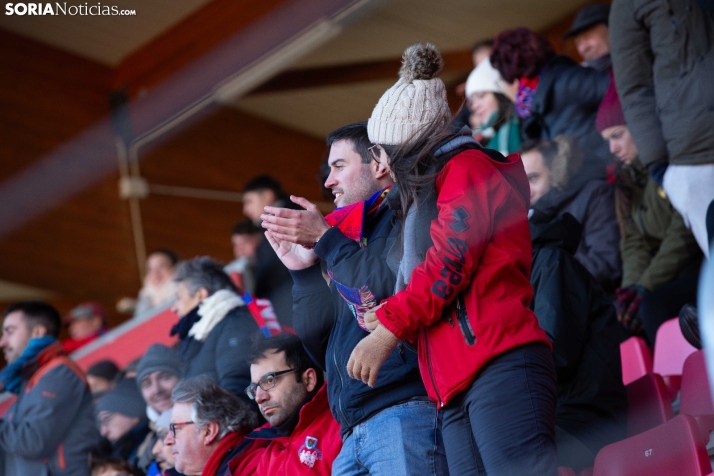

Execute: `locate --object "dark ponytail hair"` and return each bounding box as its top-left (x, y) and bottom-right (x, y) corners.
top-left (382, 117), bottom-right (459, 220)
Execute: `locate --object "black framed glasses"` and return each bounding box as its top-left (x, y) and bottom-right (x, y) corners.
top-left (367, 144), bottom-right (382, 164)
top-left (244, 368), bottom-right (296, 400)
top-left (169, 421), bottom-right (194, 438)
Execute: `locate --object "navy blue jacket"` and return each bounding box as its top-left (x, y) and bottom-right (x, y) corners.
top-left (291, 197), bottom-right (427, 435)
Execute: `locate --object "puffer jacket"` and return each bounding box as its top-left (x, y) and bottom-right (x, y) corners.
top-left (177, 297), bottom-right (261, 403)
top-left (610, 0), bottom-right (714, 167)
top-left (0, 342), bottom-right (100, 476)
top-left (376, 131), bottom-right (551, 407)
top-left (523, 55), bottom-right (611, 171)
top-left (532, 169), bottom-right (622, 292)
top-left (530, 213), bottom-right (627, 457)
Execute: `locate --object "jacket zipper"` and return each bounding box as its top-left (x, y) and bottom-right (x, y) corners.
top-left (423, 328), bottom-right (444, 408)
top-left (456, 294), bottom-right (476, 346)
top-left (332, 347), bottom-right (349, 426)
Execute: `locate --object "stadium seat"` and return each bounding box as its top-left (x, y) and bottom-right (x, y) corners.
top-left (593, 414), bottom-right (711, 476)
top-left (621, 336), bottom-right (653, 385)
top-left (626, 373), bottom-right (674, 437)
top-left (681, 350), bottom-right (714, 416)
top-left (558, 468), bottom-right (576, 476)
top-left (653, 318), bottom-right (697, 399)
top-left (679, 350), bottom-right (714, 442)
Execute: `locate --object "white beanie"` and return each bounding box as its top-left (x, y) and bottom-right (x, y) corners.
top-left (465, 59), bottom-right (506, 98)
top-left (368, 43), bottom-right (450, 146)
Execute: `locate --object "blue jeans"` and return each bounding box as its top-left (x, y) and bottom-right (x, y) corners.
top-left (331, 399), bottom-right (449, 475)
top-left (441, 343), bottom-right (558, 476)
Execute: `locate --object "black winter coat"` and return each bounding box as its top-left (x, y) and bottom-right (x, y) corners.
top-left (530, 213), bottom-right (627, 458)
top-left (531, 172), bottom-right (621, 292)
top-left (178, 304), bottom-right (260, 404)
top-left (610, 0), bottom-right (714, 167)
top-left (291, 197), bottom-right (427, 436)
top-left (523, 55), bottom-right (611, 171)
top-left (255, 238), bottom-right (294, 328)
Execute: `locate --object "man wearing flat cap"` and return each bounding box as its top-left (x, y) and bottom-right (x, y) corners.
top-left (563, 3), bottom-right (611, 71)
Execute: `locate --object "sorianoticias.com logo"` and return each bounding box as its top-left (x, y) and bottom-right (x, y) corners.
top-left (5, 3), bottom-right (136, 15)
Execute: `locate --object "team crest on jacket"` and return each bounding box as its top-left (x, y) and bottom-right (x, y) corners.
top-left (298, 436), bottom-right (322, 468)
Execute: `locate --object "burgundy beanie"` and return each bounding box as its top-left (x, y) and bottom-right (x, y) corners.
top-left (596, 78), bottom-right (626, 133)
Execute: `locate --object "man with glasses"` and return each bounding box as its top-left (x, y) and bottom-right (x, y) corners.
top-left (260, 122), bottom-right (446, 474)
top-left (244, 333), bottom-right (341, 475)
top-left (165, 375), bottom-right (264, 476)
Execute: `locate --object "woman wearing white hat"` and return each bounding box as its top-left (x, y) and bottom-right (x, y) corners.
top-left (465, 59), bottom-right (521, 156)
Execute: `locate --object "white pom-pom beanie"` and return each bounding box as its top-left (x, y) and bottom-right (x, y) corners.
top-left (465, 59), bottom-right (506, 98)
top-left (367, 43), bottom-right (450, 146)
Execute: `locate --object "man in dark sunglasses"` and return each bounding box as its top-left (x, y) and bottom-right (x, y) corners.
top-left (243, 333), bottom-right (341, 475)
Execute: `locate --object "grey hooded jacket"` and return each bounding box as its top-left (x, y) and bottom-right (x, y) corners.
top-left (0, 343), bottom-right (100, 476)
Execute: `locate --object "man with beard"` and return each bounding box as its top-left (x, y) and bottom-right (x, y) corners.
top-left (134, 344), bottom-right (182, 473)
top-left (260, 122), bottom-right (447, 474)
top-left (0, 301), bottom-right (100, 476)
top-left (245, 334), bottom-right (341, 475)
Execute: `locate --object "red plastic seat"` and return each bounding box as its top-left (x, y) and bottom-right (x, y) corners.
top-left (620, 337), bottom-right (653, 385)
top-left (681, 350), bottom-right (714, 416)
top-left (593, 414), bottom-right (711, 476)
top-left (626, 373), bottom-right (674, 437)
top-left (653, 318), bottom-right (697, 399)
top-left (558, 468), bottom-right (576, 476)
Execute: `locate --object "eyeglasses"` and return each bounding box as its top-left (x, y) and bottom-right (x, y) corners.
top-left (244, 368), bottom-right (296, 400)
top-left (367, 144), bottom-right (382, 164)
top-left (169, 421), bottom-right (194, 438)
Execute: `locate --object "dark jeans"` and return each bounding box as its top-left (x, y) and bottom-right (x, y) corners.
top-left (640, 258), bottom-right (701, 345)
top-left (441, 343), bottom-right (558, 476)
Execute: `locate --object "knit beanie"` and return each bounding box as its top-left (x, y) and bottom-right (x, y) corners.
top-left (465, 59), bottom-right (506, 98)
top-left (596, 79), bottom-right (626, 133)
top-left (368, 42), bottom-right (450, 145)
top-left (86, 360), bottom-right (120, 381)
top-left (136, 344), bottom-right (181, 387)
top-left (96, 378), bottom-right (147, 418)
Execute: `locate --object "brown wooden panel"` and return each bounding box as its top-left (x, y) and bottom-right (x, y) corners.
top-left (113, 0), bottom-right (290, 95)
top-left (250, 50), bottom-right (474, 96)
top-left (0, 29), bottom-right (112, 181)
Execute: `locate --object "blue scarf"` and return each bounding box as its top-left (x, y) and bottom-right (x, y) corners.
top-left (0, 336), bottom-right (57, 394)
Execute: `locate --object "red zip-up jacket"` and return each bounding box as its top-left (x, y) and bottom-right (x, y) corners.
top-left (376, 149), bottom-right (551, 407)
top-left (244, 384), bottom-right (342, 475)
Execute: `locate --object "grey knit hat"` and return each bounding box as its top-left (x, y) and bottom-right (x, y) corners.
top-left (96, 378), bottom-right (147, 418)
top-left (367, 42), bottom-right (450, 146)
top-left (136, 344), bottom-right (181, 387)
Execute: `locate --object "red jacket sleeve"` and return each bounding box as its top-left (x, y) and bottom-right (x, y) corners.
top-left (376, 153), bottom-right (518, 338)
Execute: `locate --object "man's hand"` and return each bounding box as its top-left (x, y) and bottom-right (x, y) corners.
top-left (346, 325), bottom-right (399, 387)
top-left (363, 302), bottom-right (385, 332)
top-left (261, 196), bottom-right (331, 246)
top-left (265, 231), bottom-right (318, 270)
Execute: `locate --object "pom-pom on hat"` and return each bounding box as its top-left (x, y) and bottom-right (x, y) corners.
top-left (465, 59), bottom-right (507, 98)
top-left (368, 42), bottom-right (450, 146)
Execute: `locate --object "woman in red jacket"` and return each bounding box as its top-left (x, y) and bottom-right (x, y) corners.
top-left (346, 43), bottom-right (558, 475)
